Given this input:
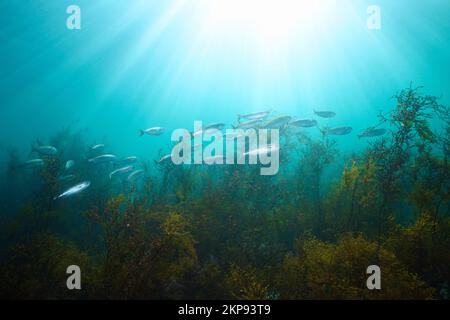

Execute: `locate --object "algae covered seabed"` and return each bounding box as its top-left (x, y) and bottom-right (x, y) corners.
top-left (0, 1), bottom-right (449, 300)
top-left (0, 86), bottom-right (449, 300)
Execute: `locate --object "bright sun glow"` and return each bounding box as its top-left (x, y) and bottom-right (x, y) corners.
top-left (99, 0), bottom-right (354, 118)
top-left (200, 0), bottom-right (340, 42)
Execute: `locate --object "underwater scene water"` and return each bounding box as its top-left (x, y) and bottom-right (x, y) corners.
top-left (0, 0), bottom-right (449, 300)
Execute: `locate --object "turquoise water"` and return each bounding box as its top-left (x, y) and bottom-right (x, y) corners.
top-left (1, 0), bottom-right (449, 160)
top-left (1, 0), bottom-right (450, 300)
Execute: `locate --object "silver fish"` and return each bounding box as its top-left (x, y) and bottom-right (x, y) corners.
top-left (127, 169), bottom-right (145, 181)
top-left (88, 154), bottom-right (117, 164)
top-left (140, 127), bottom-right (165, 136)
top-left (204, 123), bottom-right (225, 131)
top-left (157, 154), bottom-right (172, 164)
top-left (109, 165), bottom-right (134, 179)
top-left (90, 144), bottom-right (105, 152)
top-left (289, 119), bottom-right (318, 128)
top-left (54, 181), bottom-right (90, 200)
top-left (58, 174), bottom-right (75, 182)
top-left (314, 110), bottom-right (336, 118)
top-left (238, 111), bottom-right (271, 121)
top-left (65, 160), bottom-right (75, 170)
top-left (358, 127), bottom-right (387, 138)
top-left (233, 119), bottom-right (263, 129)
top-left (18, 159), bottom-right (44, 169)
top-left (263, 116), bottom-right (292, 129)
top-left (191, 128), bottom-right (221, 139)
top-left (191, 129), bottom-right (203, 138)
top-left (324, 126), bottom-right (353, 136)
top-left (243, 145), bottom-right (279, 156)
top-left (114, 156), bottom-right (138, 166)
top-left (32, 145), bottom-right (58, 156)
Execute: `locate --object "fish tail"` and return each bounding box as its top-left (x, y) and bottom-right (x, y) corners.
top-left (139, 130), bottom-right (145, 137)
top-left (318, 126), bottom-right (327, 137)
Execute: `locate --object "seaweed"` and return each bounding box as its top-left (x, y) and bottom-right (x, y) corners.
top-left (0, 86), bottom-right (449, 299)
